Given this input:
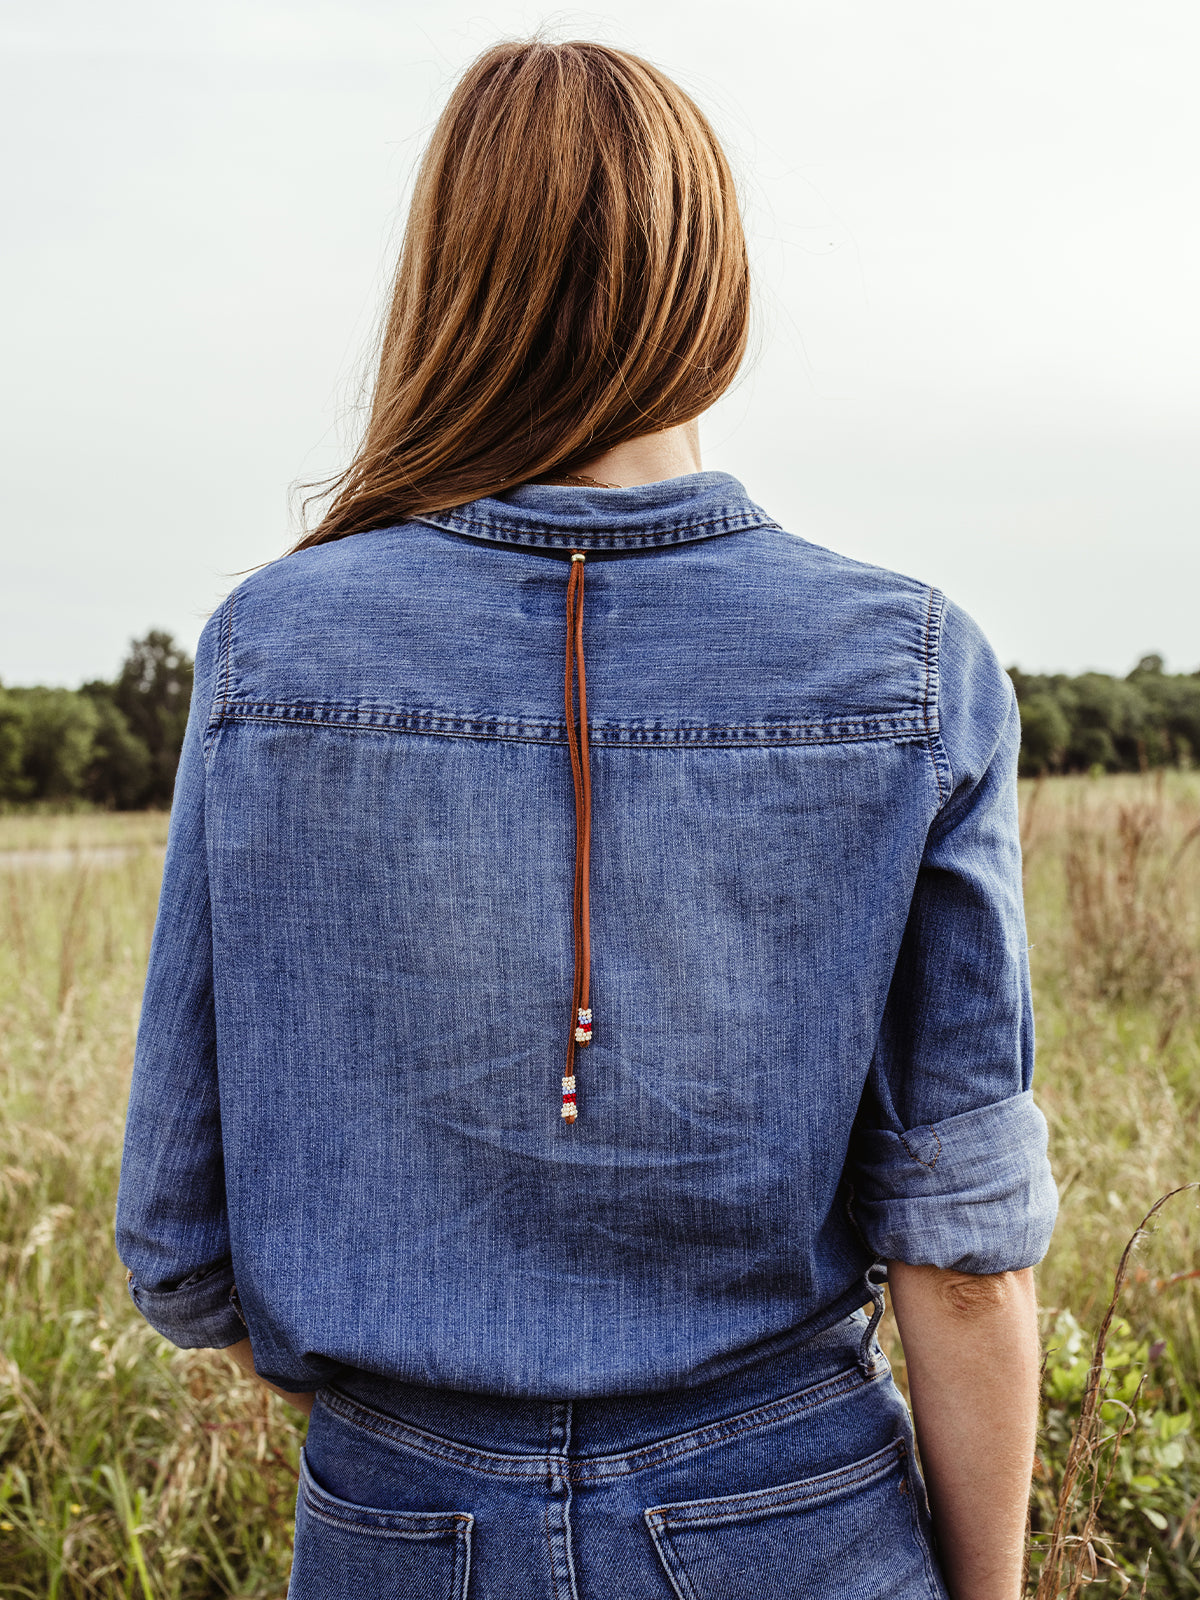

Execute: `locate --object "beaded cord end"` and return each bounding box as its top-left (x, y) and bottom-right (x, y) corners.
top-left (563, 549), bottom-right (592, 1125)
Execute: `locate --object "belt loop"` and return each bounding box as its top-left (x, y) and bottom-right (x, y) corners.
top-left (859, 1262), bottom-right (889, 1376)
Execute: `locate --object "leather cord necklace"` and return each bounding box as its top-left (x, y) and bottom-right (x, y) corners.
top-left (537, 471), bottom-right (622, 1122)
top-left (561, 549), bottom-right (591, 1122)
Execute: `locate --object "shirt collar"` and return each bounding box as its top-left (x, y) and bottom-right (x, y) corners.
top-left (409, 470), bottom-right (778, 551)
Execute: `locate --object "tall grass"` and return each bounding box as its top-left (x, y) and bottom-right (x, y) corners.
top-left (0, 827), bottom-right (301, 1597)
top-left (1020, 774), bottom-right (1200, 1594)
top-left (0, 779), bottom-right (1196, 1596)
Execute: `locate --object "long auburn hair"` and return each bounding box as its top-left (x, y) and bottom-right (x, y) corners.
top-left (293, 39), bottom-right (749, 550)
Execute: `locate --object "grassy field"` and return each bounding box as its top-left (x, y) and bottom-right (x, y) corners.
top-left (0, 777), bottom-right (1197, 1597)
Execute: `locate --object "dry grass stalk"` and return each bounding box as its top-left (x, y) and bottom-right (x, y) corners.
top-left (1063, 789), bottom-right (1198, 1009)
top-left (1033, 1185), bottom-right (1199, 1600)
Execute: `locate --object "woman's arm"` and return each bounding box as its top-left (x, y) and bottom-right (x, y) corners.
top-left (888, 1260), bottom-right (1040, 1600)
top-left (224, 1338), bottom-right (315, 1417)
top-left (116, 603), bottom-right (249, 1354)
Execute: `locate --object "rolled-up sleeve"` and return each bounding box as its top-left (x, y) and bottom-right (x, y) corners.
top-left (850, 598), bottom-right (1058, 1274)
top-left (115, 598), bottom-right (246, 1350)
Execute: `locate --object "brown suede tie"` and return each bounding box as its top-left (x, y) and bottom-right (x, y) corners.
top-left (562, 551), bottom-right (592, 1121)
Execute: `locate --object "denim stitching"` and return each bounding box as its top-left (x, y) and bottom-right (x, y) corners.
top-left (570, 1368), bottom-right (872, 1480)
top-left (543, 1506), bottom-right (557, 1597)
top-left (921, 587), bottom-right (944, 808)
top-left (456, 1519), bottom-right (473, 1600)
top-left (301, 1480), bottom-right (471, 1538)
top-left (218, 718), bottom-right (925, 750)
top-left (644, 1439), bottom-right (907, 1528)
top-left (413, 508), bottom-right (781, 548)
top-left (542, 1398), bottom-right (579, 1600)
top-left (316, 1362), bottom-right (871, 1483)
top-left (901, 1446), bottom-right (943, 1599)
top-left (302, 1501), bottom-right (471, 1540)
top-left (925, 588), bottom-right (954, 810)
top-left (898, 1126), bottom-right (942, 1171)
top-left (202, 595), bottom-right (235, 767)
top-left (220, 697), bottom-right (928, 732)
top-left (213, 701), bottom-right (931, 749)
top-left (220, 591), bottom-right (236, 715)
top-left (647, 1520), bottom-right (698, 1600)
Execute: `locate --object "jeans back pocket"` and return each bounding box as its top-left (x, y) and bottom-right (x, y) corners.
top-left (644, 1439), bottom-right (943, 1600)
top-left (288, 1447), bottom-right (473, 1599)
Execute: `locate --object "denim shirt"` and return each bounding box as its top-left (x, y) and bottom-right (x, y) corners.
top-left (115, 471), bottom-right (1057, 1397)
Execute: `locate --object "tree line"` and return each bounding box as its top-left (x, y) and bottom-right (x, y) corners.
top-left (0, 634), bottom-right (193, 809)
top-left (1010, 655), bottom-right (1200, 776)
top-left (1, 635), bottom-right (1198, 808)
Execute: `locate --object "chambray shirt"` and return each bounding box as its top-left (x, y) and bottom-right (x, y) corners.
top-left (116, 472), bottom-right (1057, 1397)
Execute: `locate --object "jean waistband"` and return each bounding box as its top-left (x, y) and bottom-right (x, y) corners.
top-left (322, 1288), bottom-right (888, 1462)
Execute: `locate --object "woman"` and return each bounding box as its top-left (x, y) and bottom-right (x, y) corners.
top-left (116, 39), bottom-right (1056, 1600)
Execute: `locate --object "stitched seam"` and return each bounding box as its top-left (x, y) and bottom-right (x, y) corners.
top-left (926, 588), bottom-right (953, 810)
top-left (457, 1520), bottom-right (472, 1600)
top-left (317, 1365), bottom-right (868, 1482)
top-left (301, 1503), bottom-right (468, 1539)
top-left (649, 1524), bottom-right (698, 1600)
top-left (299, 1455), bottom-right (470, 1535)
top-left (218, 718), bottom-right (924, 750)
top-left (221, 696), bottom-right (926, 732)
top-left (570, 1370), bottom-right (869, 1479)
top-left (415, 509), bottom-right (780, 543)
top-left (222, 716), bottom-right (564, 748)
top-left (221, 703), bottom-right (928, 734)
top-left (318, 1375), bottom-right (863, 1480)
top-left (898, 1126), bottom-right (942, 1171)
top-left (215, 704), bottom-right (930, 748)
top-left (902, 1449), bottom-right (942, 1599)
top-left (543, 1503), bottom-right (568, 1600)
top-left (646, 1440), bottom-right (905, 1526)
top-left (220, 591), bottom-right (236, 715)
top-left (219, 710), bottom-right (928, 732)
top-left (921, 587), bottom-right (944, 807)
top-left (313, 1391), bottom-right (562, 1479)
top-left (203, 595), bottom-right (235, 765)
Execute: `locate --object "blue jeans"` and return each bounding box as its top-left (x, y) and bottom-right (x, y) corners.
top-left (287, 1307), bottom-right (949, 1599)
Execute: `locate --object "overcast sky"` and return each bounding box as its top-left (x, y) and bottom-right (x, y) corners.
top-left (2, 0), bottom-right (1197, 684)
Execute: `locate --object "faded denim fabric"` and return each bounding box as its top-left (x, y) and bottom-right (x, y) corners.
top-left (287, 1311), bottom-right (949, 1599)
top-left (115, 471), bottom-right (1057, 1397)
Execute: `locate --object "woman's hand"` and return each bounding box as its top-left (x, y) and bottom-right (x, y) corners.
top-left (887, 1261), bottom-right (1040, 1600)
top-left (222, 1336), bottom-right (316, 1418)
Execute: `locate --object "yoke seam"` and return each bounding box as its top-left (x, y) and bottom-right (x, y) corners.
top-left (212, 705), bottom-right (932, 750)
top-left (218, 698), bottom-right (928, 732)
top-left (646, 1439), bottom-right (907, 1525)
top-left (315, 1363), bottom-right (872, 1482)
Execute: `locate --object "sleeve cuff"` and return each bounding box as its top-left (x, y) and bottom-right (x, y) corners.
top-left (849, 1089), bottom-right (1059, 1273)
top-left (126, 1258), bottom-right (248, 1349)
